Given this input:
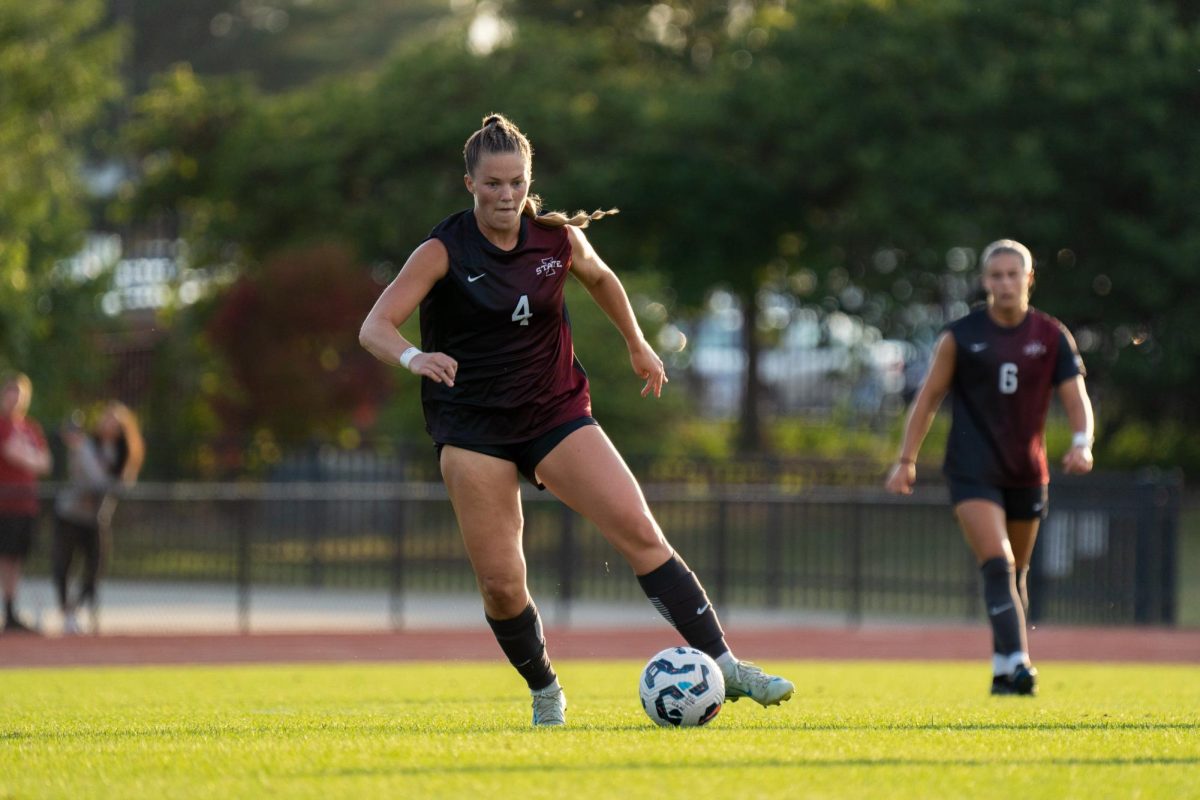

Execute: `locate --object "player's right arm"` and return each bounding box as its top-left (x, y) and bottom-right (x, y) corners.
top-left (359, 238), bottom-right (458, 386)
top-left (884, 332), bottom-right (957, 495)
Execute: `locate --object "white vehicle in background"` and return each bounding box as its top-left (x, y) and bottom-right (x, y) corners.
top-left (685, 301), bottom-right (920, 418)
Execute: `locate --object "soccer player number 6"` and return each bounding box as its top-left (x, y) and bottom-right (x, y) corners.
top-left (999, 362), bottom-right (1018, 394)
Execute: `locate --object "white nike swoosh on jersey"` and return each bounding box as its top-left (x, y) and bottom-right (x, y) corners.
top-left (696, 603), bottom-right (710, 615)
top-left (988, 603), bottom-right (1014, 615)
top-left (467, 273), bottom-right (485, 282)
top-left (969, 343), bottom-right (988, 352)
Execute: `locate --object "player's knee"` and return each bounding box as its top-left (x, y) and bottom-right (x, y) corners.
top-left (477, 573), bottom-right (527, 611)
top-left (980, 556), bottom-right (1015, 577)
top-left (607, 507), bottom-right (661, 543)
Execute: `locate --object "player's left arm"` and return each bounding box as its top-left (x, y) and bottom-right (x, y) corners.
top-left (1058, 375), bottom-right (1094, 474)
top-left (566, 224), bottom-right (666, 398)
top-left (1053, 325), bottom-right (1094, 475)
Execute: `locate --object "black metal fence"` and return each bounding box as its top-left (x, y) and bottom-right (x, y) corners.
top-left (24, 468), bottom-right (1181, 631)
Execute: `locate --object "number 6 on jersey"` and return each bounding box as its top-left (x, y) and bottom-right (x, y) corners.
top-left (999, 362), bottom-right (1018, 394)
top-left (512, 294), bottom-right (532, 326)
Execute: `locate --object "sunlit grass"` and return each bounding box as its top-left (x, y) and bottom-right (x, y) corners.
top-left (3, 660), bottom-right (1198, 799)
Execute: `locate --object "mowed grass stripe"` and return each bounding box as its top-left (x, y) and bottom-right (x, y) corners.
top-left (2, 662), bottom-right (1197, 800)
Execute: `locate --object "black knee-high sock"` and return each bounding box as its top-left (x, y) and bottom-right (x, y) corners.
top-left (637, 554), bottom-right (728, 660)
top-left (485, 602), bottom-right (557, 692)
top-left (1015, 565), bottom-right (1030, 616)
top-left (981, 557), bottom-right (1027, 659)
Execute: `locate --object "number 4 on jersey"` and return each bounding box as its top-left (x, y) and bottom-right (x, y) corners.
top-left (512, 294), bottom-right (532, 326)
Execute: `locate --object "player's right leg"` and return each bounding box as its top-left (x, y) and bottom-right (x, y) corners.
top-left (954, 499), bottom-right (1035, 695)
top-left (440, 445), bottom-right (565, 726)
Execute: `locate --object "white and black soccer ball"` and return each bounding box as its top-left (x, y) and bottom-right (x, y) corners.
top-left (639, 646), bottom-right (725, 727)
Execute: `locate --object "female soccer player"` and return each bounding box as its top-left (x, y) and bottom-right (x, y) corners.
top-left (884, 239), bottom-right (1095, 695)
top-left (360, 114), bottom-right (793, 726)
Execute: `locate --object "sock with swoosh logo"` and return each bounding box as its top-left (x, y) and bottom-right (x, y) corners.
top-left (980, 557), bottom-right (1027, 673)
top-left (485, 602), bottom-right (557, 692)
top-left (637, 554), bottom-right (728, 660)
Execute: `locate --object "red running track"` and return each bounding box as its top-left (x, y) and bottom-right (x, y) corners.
top-left (2, 625), bottom-right (1198, 668)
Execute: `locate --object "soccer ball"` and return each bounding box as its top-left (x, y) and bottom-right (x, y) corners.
top-left (639, 646), bottom-right (725, 727)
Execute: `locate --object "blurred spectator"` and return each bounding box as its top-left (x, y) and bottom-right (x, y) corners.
top-left (53, 402), bottom-right (144, 634)
top-left (0, 373), bottom-right (53, 634)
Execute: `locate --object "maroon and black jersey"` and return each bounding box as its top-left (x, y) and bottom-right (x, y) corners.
top-left (943, 306), bottom-right (1084, 487)
top-left (419, 210), bottom-right (591, 444)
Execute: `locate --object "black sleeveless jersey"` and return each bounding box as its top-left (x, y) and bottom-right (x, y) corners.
top-left (943, 306), bottom-right (1084, 487)
top-left (419, 210), bottom-right (591, 444)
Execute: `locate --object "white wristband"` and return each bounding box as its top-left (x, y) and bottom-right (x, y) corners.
top-left (1071, 432), bottom-right (1093, 449)
top-left (399, 346), bottom-right (422, 371)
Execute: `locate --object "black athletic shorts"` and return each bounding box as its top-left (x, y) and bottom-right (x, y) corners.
top-left (947, 479), bottom-right (1049, 521)
top-left (0, 514), bottom-right (36, 559)
top-left (436, 416), bottom-right (599, 490)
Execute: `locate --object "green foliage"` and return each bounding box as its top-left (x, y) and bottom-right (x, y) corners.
top-left (0, 0), bottom-right (122, 394)
top-left (205, 243), bottom-right (390, 442)
top-left (564, 274), bottom-right (689, 455)
top-left (4, 662), bottom-right (1199, 798)
top-left (127, 0), bottom-right (451, 92)
top-left (113, 1), bottom-right (1200, 467)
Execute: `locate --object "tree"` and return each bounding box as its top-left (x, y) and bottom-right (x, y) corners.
top-left (0, 1), bottom-right (123, 394)
top-left (119, 0), bottom-right (1200, 464)
top-left (206, 243), bottom-right (390, 443)
top-left (121, 17), bottom-right (690, 453)
top-left (610, 0), bottom-right (1200, 452)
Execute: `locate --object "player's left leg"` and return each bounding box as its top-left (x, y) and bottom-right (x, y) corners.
top-left (536, 424), bottom-right (794, 707)
top-left (77, 523), bottom-right (104, 633)
top-left (51, 517), bottom-right (81, 634)
top-left (1000, 488), bottom-right (1045, 695)
top-left (1008, 520), bottom-right (1039, 614)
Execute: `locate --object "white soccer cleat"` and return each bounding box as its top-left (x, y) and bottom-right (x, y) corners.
top-left (722, 660), bottom-right (795, 706)
top-left (531, 685), bottom-right (567, 727)
top-left (61, 611), bottom-right (80, 636)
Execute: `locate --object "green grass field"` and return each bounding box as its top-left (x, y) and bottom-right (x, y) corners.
top-left (3, 661), bottom-right (1198, 799)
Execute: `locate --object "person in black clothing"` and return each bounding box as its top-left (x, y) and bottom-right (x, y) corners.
top-left (885, 239), bottom-right (1095, 695)
top-left (53, 401), bottom-right (144, 634)
top-left (360, 113), bottom-right (794, 726)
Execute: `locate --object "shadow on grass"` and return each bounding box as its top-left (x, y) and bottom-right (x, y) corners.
top-left (309, 755), bottom-right (1200, 779)
top-left (3, 719), bottom-right (1198, 742)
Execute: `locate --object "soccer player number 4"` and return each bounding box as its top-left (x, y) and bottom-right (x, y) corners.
top-left (512, 294), bottom-right (532, 326)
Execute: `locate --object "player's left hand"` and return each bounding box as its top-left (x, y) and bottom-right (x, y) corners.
top-left (1062, 445), bottom-right (1094, 475)
top-left (629, 339), bottom-right (667, 398)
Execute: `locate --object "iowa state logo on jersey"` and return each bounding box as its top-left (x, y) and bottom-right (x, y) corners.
top-left (1023, 341), bottom-right (1047, 358)
top-left (536, 257), bottom-right (562, 278)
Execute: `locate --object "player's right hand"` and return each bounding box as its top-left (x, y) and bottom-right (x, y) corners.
top-left (409, 352), bottom-right (457, 387)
